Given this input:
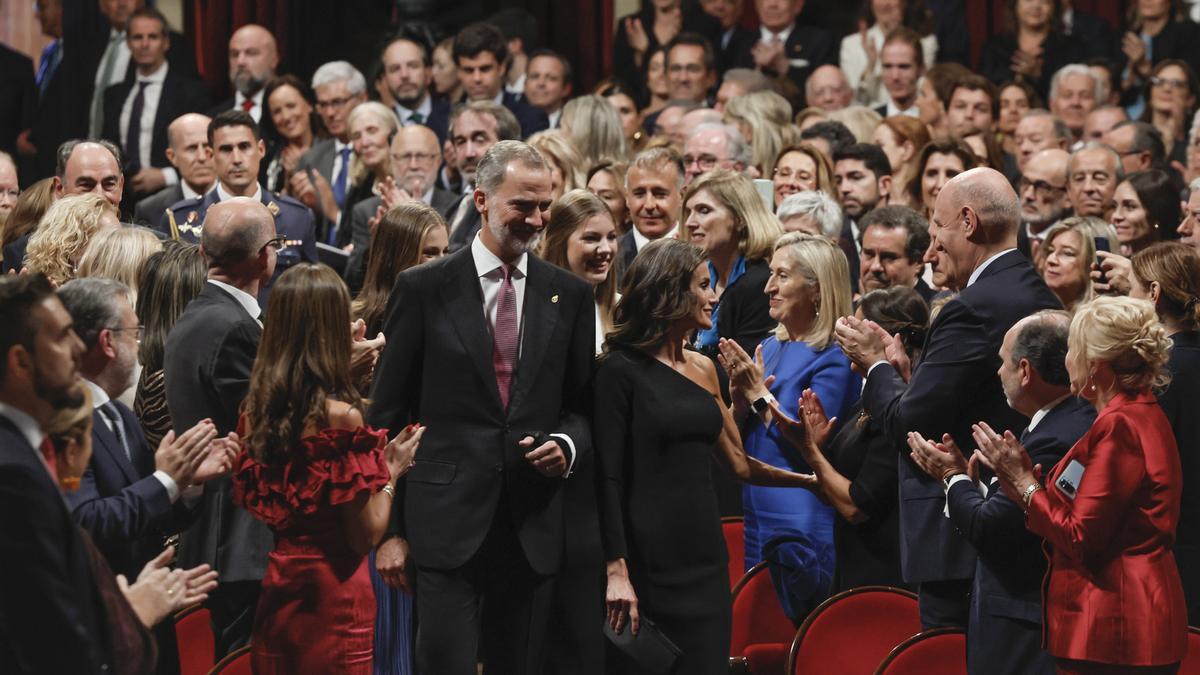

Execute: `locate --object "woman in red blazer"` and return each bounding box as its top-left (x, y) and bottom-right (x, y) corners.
top-left (977, 295), bottom-right (1188, 674)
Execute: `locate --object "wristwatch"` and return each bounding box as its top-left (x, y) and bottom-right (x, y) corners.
top-left (1021, 482), bottom-right (1043, 508)
top-left (750, 394), bottom-right (775, 414)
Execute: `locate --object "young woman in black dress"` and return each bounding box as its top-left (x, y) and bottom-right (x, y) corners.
top-left (597, 238), bottom-right (816, 674)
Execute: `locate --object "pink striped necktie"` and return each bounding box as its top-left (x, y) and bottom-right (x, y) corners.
top-left (492, 264), bottom-right (519, 409)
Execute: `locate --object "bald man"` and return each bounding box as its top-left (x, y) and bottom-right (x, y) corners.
top-left (165, 196), bottom-right (276, 657)
top-left (133, 113), bottom-right (214, 226)
top-left (209, 24), bottom-right (278, 126)
top-left (806, 64), bottom-right (854, 112)
top-left (54, 139), bottom-right (125, 206)
top-left (836, 167), bottom-right (1061, 629)
top-left (1017, 148), bottom-right (1072, 258)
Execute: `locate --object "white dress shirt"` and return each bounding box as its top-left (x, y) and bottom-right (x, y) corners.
top-left (234, 89), bottom-right (265, 123)
top-left (84, 379), bottom-right (184, 502)
top-left (547, 108), bottom-right (562, 129)
top-left (840, 26), bottom-right (939, 108)
top-left (215, 180), bottom-right (263, 206)
top-left (90, 29), bottom-right (131, 137)
top-left (120, 61), bottom-right (169, 172)
top-left (885, 99), bottom-right (921, 118)
top-left (759, 24), bottom-right (794, 45)
top-left (207, 278), bottom-right (263, 325)
top-left (395, 96), bottom-right (433, 126)
top-left (631, 224), bottom-right (678, 252)
top-left (966, 248), bottom-right (1016, 288)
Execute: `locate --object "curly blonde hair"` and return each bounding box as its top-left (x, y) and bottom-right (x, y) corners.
top-left (24, 194), bottom-right (119, 286)
top-left (1068, 296), bottom-right (1173, 393)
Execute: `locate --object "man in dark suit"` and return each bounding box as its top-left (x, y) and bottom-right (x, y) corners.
top-left (164, 197), bottom-right (275, 657)
top-left (0, 273), bottom-right (112, 673)
top-left (101, 8), bottom-right (210, 205)
top-left (874, 29), bottom-right (924, 119)
top-left (133, 113), bottom-right (215, 227)
top-left (836, 167), bottom-right (1061, 628)
top-left (381, 35), bottom-right (452, 146)
top-left (733, 0), bottom-right (835, 108)
top-left (207, 25), bottom-right (278, 128)
top-left (368, 141), bottom-right (593, 674)
top-left (615, 147), bottom-right (685, 285)
top-left (909, 310), bottom-right (1094, 673)
top-left (453, 23), bottom-right (548, 138)
top-left (164, 111), bottom-right (316, 304)
top-left (443, 101), bottom-right (523, 252)
top-left (834, 144), bottom-right (893, 294)
top-left (858, 205), bottom-right (935, 304)
top-left (1016, 148), bottom-right (1071, 260)
top-left (0, 44), bottom-right (34, 170)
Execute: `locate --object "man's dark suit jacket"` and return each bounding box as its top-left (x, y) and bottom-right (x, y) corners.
top-left (446, 193), bottom-right (484, 253)
top-left (501, 91), bottom-right (549, 139)
top-left (399, 96), bottom-right (452, 147)
top-left (0, 415), bottom-right (112, 673)
top-left (133, 183), bottom-right (184, 227)
top-left (1161, 331), bottom-right (1200, 623)
top-left (947, 395), bottom-right (1094, 675)
top-left (164, 282), bottom-right (271, 582)
top-left (1068, 9), bottom-right (1119, 64)
top-left (839, 218), bottom-right (861, 294)
top-left (614, 230), bottom-right (638, 287)
top-left (344, 188), bottom-right (458, 292)
top-left (863, 249), bottom-right (1061, 584)
top-left (0, 44), bottom-right (34, 162)
top-left (731, 20), bottom-right (836, 108)
top-left (66, 399), bottom-right (193, 579)
top-left (101, 68), bottom-right (210, 173)
top-left (366, 246), bottom-right (594, 574)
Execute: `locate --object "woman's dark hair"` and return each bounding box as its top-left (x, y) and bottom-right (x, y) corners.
top-left (1132, 241), bottom-right (1200, 331)
top-left (594, 78), bottom-right (640, 103)
top-left (963, 127), bottom-right (1006, 171)
top-left (858, 286), bottom-right (929, 362)
top-left (905, 137), bottom-right (978, 208)
top-left (999, 80), bottom-right (1044, 111)
top-left (861, 0), bottom-right (935, 36)
top-left (243, 264), bottom-right (361, 463)
top-left (925, 62), bottom-right (973, 108)
top-left (352, 202), bottom-right (447, 335)
top-left (136, 241), bottom-right (205, 373)
top-left (605, 238), bottom-right (706, 353)
top-left (1125, 169), bottom-right (1182, 241)
top-left (1138, 59), bottom-right (1199, 130)
top-left (263, 74), bottom-right (328, 139)
top-left (1004, 0), bottom-right (1063, 34)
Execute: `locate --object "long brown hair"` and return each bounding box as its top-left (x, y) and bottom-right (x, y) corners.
top-left (136, 241), bottom-right (206, 372)
top-left (540, 189), bottom-right (619, 332)
top-left (351, 202), bottom-right (447, 334)
top-left (243, 264), bottom-right (361, 463)
top-left (605, 238), bottom-right (705, 354)
top-left (1132, 241), bottom-right (1200, 331)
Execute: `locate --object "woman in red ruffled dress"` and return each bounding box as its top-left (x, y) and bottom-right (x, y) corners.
top-left (231, 263), bottom-right (423, 674)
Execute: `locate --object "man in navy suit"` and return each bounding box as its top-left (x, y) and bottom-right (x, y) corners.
top-left (381, 35), bottom-right (451, 146)
top-left (453, 23), bottom-right (548, 139)
top-left (732, 0), bottom-right (836, 108)
top-left (836, 167), bottom-right (1061, 628)
top-left (909, 310), bottom-right (1094, 673)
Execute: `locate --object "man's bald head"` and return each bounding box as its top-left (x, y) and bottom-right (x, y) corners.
top-left (166, 114), bottom-right (215, 193)
top-left (167, 113), bottom-right (211, 148)
top-left (930, 167), bottom-right (1019, 289)
top-left (807, 65), bottom-right (852, 111)
top-left (228, 24), bottom-right (278, 97)
top-left (944, 167), bottom-right (1020, 241)
top-left (200, 197), bottom-right (275, 277)
top-left (390, 124), bottom-right (442, 196)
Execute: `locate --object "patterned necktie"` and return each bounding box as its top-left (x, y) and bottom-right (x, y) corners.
top-left (491, 264), bottom-right (519, 410)
top-left (126, 81), bottom-right (149, 172)
top-left (409, 111), bottom-right (425, 125)
top-left (333, 146), bottom-right (352, 209)
top-left (100, 401), bottom-right (132, 462)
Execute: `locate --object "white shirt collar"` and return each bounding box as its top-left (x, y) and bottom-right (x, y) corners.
top-left (886, 99), bottom-right (920, 118)
top-left (1028, 394), bottom-right (1071, 433)
top-left (491, 90), bottom-right (506, 106)
top-left (395, 95), bottom-right (433, 122)
top-left (334, 138), bottom-right (350, 153)
top-left (760, 23), bottom-right (793, 44)
top-left (966, 248), bottom-right (1016, 287)
top-left (471, 232), bottom-right (528, 279)
top-left (84, 379), bottom-right (111, 409)
top-left (207, 278), bottom-right (262, 320)
top-left (506, 73), bottom-right (526, 96)
top-left (181, 180), bottom-right (206, 200)
top-left (0, 401), bottom-right (44, 453)
top-left (547, 108), bottom-right (562, 129)
top-left (216, 181), bottom-right (263, 204)
top-left (420, 186), bottom-right (434, 204)
top-left (235, 89), bottom-right (264, 109)
top-left (135, 61), bottom-right (168, 84)
top-left (631, 224), bottom-right (678, 251)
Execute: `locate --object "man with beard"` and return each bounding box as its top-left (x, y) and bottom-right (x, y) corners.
top-left (382, 36), bottom-right (451, 146)
top-left (834, 143), bottom-right (892, 292)
top-left (210, 25), bottom-right (277, 128)
top-left (444, 101), bottom-right (522, 251)
top-left (1017, 149), bottom-right (1071, 259)
top-left (0, 273), bottom-right (111, 672)
top-left (858, 205), bottom-right (934, 303)
top-left (368, 140), bottom-right (593, 674)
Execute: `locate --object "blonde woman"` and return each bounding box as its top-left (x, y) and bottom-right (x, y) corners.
top-left (717, 232), bottom-right (859, 568)
top-left (528, 129), bottom-right (585, 199)
top-left (560, 95), bottom-right (628, 167)
top-left (725, 90), bottom-right (791, 176)
top-left (23, 194), bottom-right (120, 285)
top-left (540, 189), bottom-right (619, 354)
top-left (827, 105), bottom-right (884, 143)
top-left (1037, 216), bottom-right (1117, 311)
top-left (682, 170), bottom-right (784, 358)
top-left (78, 227), bottom-right (164, 304)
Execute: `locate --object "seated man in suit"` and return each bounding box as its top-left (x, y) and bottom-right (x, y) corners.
top-left (0, 273), bottom-right (112, 673)
top-left (714, 67), bottom-right (771, 113)
top-left (857, 205), bottom-right (935, 303)
top-left (444, 101), bottom-right (522, 251)
top-left (132, 113), bottom-right (214, 227)
top-left (615, 146), bottom-right (684, 283)
top-left (523, 49), bottom-right (572, 129)
top-left (381, 35), bottom-right (451, 145)
top-left (58, 277), bottom-right (234, 579)
top-left (210, 24), bottom-right (277, 127)
top-left (836, 167), bottom-right (1061, 628)
top-left (102, 8), bottom-right (210, 202)
top-left (164, 110), bottom-right (316, 303)
top-left (805, 64), bottom-right (854, 112)
top-left (733, 0), bottom-right (835, 108)
top-left (682, 122), bottom-right (751, 186)
top-left (875, 28), bottom-right (924, 119)
top-left (453, 22), bottom-right (548, 138)
top-left (909, 310), bottom-right (1094, 674)
top-left (1017, 149), bottom-right (1071, 259)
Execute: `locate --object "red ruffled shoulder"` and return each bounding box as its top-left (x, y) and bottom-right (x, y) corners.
top-left (231, 425), bottom-right (391, 531)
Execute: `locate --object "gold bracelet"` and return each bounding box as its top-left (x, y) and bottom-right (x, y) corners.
top-left (1021, 482), bottom-right (1042, 509)
top-left (381, 483), bottom-right (396, 499)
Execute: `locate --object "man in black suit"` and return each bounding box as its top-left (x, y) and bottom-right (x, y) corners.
top-left (444, 101), bottom-right (523, 252)
top-left (733, 0), bottom-right (835, 108)
top-left (102, 8), bottom-right (210, 205)
top-left (615, 146), bottom-right (684, 284)
top-left (164, 197), bottom-right (275, 657)
top-left (381, 36), bottom-right (452, 146)
top-left (1016, 148), bottom-right (1071, 260)
top-left (835, 143), bottom-right (893, 294)
top-left (368, 141), bottom-right (593, 674)
top-left (0, 44), bottom-right (34, 168)
top-left (836, 167), bottom-right (1061, 628)
top-left (133, 113), bottom-right (214, 227)
top-left (874, 29), bottom-right (924, 119)
top-left (0, 273), bottom-right (112, 673)
top-left (857, 205), bottom-right (935, 304)
top-left (909, 310), bottom-right (1093, 673)
top-left (453, 23), bottom-right (548, 138)
top-left (208, 25), bottom-right (278, 127)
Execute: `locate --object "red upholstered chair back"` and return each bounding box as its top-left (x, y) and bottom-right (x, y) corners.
top-left (174, 605), bottom-right (214, 675)
top-left (787, 586), bottom-right (920, 675)
top-left (722, 517), bottom-right (745, 589)
top-left (1179, 626), bottom-right (1200, 675)
top-left (873, 627), bottom-right (967, 675)
top-left (208, 645), bottom-right (252, 675)
top-left (729, 561), bottom-right (796, 673)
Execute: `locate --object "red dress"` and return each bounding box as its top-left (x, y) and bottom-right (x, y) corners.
top-left (231, 424), bottom-right (391, 674)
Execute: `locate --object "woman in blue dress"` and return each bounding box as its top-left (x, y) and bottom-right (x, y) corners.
top-left (719, 232), bottom-right (860, 570)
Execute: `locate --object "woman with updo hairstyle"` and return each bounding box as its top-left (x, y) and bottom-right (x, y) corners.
top-left (560, 95), bottom-right (629, 167)
top-left (351, 202), bottom-right (448, 336)
top-left (540, 189), bottom-right (619, 353)
top-left (873, 115), bottom-right (931, 207)
top-left (528, 129), bottom-right (586, 200)
top-left (597, 237), bottom-right (816, 675)
top-left (1113, 168), bottom-right (1181, 255)
top-left (594, 79), bottom-right (646, 151)
top-left (772, 143), bottom-right (836, 208)
top-left (978, 295), bottom-right (1188, 673)
top-left (1037, 216), bottom-right (1118, 311)
top-left (1130, 241), bottom-right (1200, 622)
top-left (907, 137), bottom-right (978, 219)
top-left (23, 193), bottom-right (120, 285)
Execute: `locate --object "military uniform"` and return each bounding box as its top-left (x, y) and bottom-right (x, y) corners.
top-left (162, 185), bottom-right (318, 304)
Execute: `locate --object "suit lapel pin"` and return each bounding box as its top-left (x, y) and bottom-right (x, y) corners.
top-left (551, 294), bottom-right (559, 304)
top-left (267, 201), bottom-right (281, 217)
top-left (186, 210), bottom-right (197, 224)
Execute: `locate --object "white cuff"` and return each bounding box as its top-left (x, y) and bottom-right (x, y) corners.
top-left (153, 470), bottom-right (180, 502)
top-left (866, 360), bottom-right (890, 378)
top-left (942, 473), bottom-right (973, 517)
top-left (549, 432), bottom-right (577, 478)
top-left (160, 167), bottom-right (178, 186)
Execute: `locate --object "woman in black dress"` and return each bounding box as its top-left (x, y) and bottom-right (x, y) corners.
top-left (598, 238), bottom-right (816, 674)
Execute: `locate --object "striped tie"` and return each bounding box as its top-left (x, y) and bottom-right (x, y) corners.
top-left (491, 264), bottom-right (518, 409)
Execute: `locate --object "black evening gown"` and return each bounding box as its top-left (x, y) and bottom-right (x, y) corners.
top-left (595, 347), bottom-right (730, 675)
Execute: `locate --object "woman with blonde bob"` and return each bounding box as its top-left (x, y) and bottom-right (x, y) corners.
top-left (24, 193), bottom-right (120, 285)
top-left (718, 232), bottom-right (859, 567)
top-left (352, 202), bottom-right (448, 336)
top-left (976, 295), bottom-right (1188, 673)
top-left (560, 95), bottom-right (628, 167)
top-left (78, 227), bottom-right (164, 304)
top-left (528, 130), bottom-right (586, 200)
top-left (1037, 216), bottom-right (1118, 311)
top-left (540, 189), bottom-right (619, 353)
top-left (683, 170), bottom-right (784, 359)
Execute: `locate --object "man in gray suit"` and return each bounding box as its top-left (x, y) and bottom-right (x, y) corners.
top-left (134, 113), bottom-right (213, 228)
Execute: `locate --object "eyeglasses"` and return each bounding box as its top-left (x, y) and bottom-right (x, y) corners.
top-left (258, 235), bottom-right (286, 255)
top-left (110, 325), bottom-right (144, 344)
top-left (315, 96), bottom-right (356, 111)
top-left (1018, 176), bottom-right (1066, 197)
top-left (682, 154), bottom-right (719, 170)
top-left (1150, 76), bottom-right (1188, 91)
top-left (393, 152), bottom-right (439, 164)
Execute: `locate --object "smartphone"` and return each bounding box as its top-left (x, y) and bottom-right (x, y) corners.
top-left (1093, 237), bottom-right (1111, 288)
top-left (1094, 237), bottom-right (1110, 253)
top-left (753, 179), bottom-right (774, 213)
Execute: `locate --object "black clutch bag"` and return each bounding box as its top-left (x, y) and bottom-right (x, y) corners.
top-left (602, 615), bottom-right (682, 674)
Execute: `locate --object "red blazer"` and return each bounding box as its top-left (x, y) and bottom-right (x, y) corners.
top-left (1027, 390), bottom-right (1188, 666)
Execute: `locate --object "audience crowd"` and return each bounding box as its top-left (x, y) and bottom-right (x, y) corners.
top-left (5, 0), bottom-right (1200, 673)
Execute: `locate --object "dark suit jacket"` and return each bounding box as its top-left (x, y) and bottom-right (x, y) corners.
top-left (0, 44), bottom-right (34, 161)
top-left (399, 96), bottom-right (451, 147)
top-left (66, 399), bottom-right (194, 579)
top-left (501, 91), bottom-right (549, 139)
top-left (863, 250), bottom-right (1061, 583)
top-left (101, 67), bottom-right (210, 173)
top-left (715, 256), bottom-right (774, 358)
top-left (344, 187), bottom-right (458, 291)
top-left (0, 415), bottom-right (112, 673)
top-left (731, 20), bottom-right (836, 108)
top-left (1161, 330), bottom-right (1200, 623)
top-left (947, 395), bottom-right (1094, 675)
top-left (164, 283), bottom-right (271, 581)
top-left (132, 183), bottom-right (184, 227)
top-left (1068, 9), bottom-right (1119, 64)
top-left (839, 218), bottom-right (861, 294)
top-left (614, 230), bottom-right (639, 288)
top-left (2, 234), bottom-right (29, 274)
top-left (913, 277), bottom-right (936, 304)
top-left (446, 192), bottom-right (484, 253)
top-left (366, 247), bottom-right (594, 574)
